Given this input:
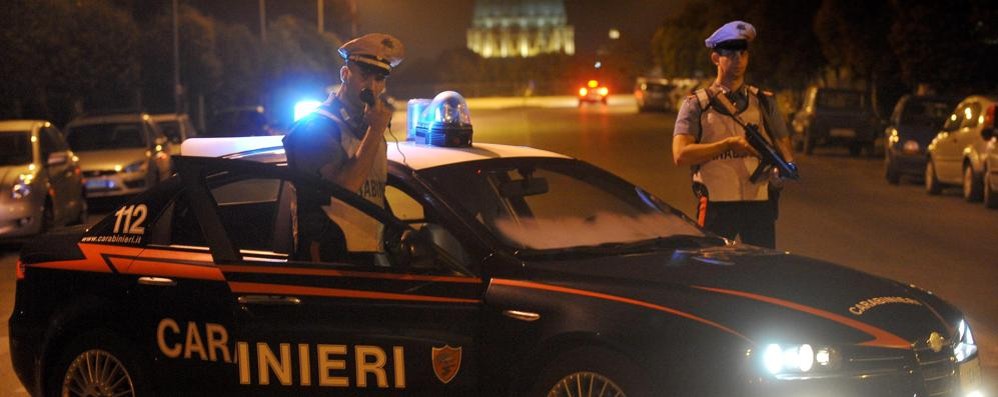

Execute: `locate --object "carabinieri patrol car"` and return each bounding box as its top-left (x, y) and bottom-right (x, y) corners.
top-left (10, 93), bottom-right (984, 396)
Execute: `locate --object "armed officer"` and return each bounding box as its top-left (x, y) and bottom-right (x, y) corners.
top-left (283, 33), bottom-right (404, 262)
top-left (671, 21), bottom-right (796, 249)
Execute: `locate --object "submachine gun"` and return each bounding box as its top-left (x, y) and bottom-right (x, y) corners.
top-left (710, 92), bottom-right (800, 183)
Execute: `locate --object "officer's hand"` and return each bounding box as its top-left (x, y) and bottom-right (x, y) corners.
top-left (364, 98), bottom-right (392, 133)
top-left (725, 136), bottom-right (759, 157)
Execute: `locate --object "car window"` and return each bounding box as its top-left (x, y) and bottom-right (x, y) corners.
top-left (901, 100), bottom-right (954, 129)
top-left (39, 127), bottom-right (59, 156)
top-left (942, 106), bottom-right (964, 131)
top-left (962, 102), bottom-right (981, 129)
top-left (0, 131), bottom-right (33, 166)
top-left (210, 178), bottom-right (284, 253)
top-left (386, 185), bottom-right (425, 222)
top-left (157, 120), bottom-right (184, 144)
top-left (66, 122), bottom-right (147, 151)
top-left (816, 90), bottom-right (863, 110)
top-left (421, 158), bottom-right (705, 250)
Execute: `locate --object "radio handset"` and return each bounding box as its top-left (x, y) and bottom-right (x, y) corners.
top-left (360, 88), bottom-right (393, 129)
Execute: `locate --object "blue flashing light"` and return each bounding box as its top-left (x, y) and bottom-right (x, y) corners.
top-left (294, 100), bottom-right (322, 122)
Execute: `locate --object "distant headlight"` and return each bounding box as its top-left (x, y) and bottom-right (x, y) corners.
top-left (761, 343), bottom-right (840, 376)
top-left (955, 319), bottom-right (977, 363)
top-left (11, 173), bottom-right (35, 199)
top-left (124, 160), bottom-right (148, 174)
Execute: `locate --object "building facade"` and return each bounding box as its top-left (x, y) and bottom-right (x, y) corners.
top-left (467, 0), bottom-right (575, 58)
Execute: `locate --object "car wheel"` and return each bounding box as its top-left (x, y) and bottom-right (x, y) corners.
top-left (803, 128), bottom-right (816, 155)
top-left (984, 168), bottom-right (998, 209)
top-left (963, 164), bottom-right (983, 202)
top-left (925, 158), bottom-right (942, 195)
top-left (530, 347), bottom-right (649, 397)
top-left (885, 154), bottom-right (900, 185)
top-left (47, 331), bottom-right (151, 397)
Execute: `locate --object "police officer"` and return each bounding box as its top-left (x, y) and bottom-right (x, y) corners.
top-left (283, 33), bottom-right (404, 262)
top-left (671, 21), bottom-right (795, 248)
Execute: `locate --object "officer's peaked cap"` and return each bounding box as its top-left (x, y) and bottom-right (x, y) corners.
top-left (338, 33), bottom-right (405, 74)
top-left (705, 21), bottom-right (756, 49)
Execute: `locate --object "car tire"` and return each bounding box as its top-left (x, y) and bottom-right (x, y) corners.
top-left (984, 167), bottom-right (998, 209)
top-left (529, 347), bottom-right (649, 397)
top-left (885, 154), bottom-right (901, 185)
top-left (925, 158), bottom-right (942, 195)
top-left (47, 331), bottom-right (152, 397)
top-left (803, 127), bottom-right (816, 155)
top-left (963, 164), bottom-right (983, 202)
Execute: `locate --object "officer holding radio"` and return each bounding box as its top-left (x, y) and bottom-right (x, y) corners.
top-left (283, 33), bottom-right (404, 262)
top-left (671, 21), bottom-right (796, 249)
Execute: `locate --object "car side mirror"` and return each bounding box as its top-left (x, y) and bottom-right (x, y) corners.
top-left (47, 152), bottom-right (68, 167)
top-left (982, 127), bottom-right (996, 141)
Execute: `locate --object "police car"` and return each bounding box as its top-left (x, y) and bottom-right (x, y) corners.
top-left (10, 93), bottom-right (984, 396)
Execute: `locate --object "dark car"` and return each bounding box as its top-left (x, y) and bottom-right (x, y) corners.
top-left (634, 77), bottom-right (673, 112)
top-left (205, 106), bottom-right (273, 137)
top-left (883, 95), bottom-right (959, 184)
top-left (10, 134), bottom-right (984, 396)
top-left (793, 87), bottom-right (877, 156)
top-left (577, 79), bottom-right (609, 106)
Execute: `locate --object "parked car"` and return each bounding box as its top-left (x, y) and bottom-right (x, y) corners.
top-left (0, 120), bottom-right (86, 239)
top-left (925, 95), bottom-right (997, 201)
top-left (577, 79), bottom-right (609, 106)
top-left (150, 113), bottom-right (198, 156)
top-left (983, 126), bottom-right (998, 208)
top-left (634, 77), bottom-right (673, 112)
top-left (792, 87), bottom-right (877, 156)
top-left (205, 106), bottom-right (273, 137)
top-left (883, 95), bottom-right (959, 184)
top-left (64, 113), bottom-right (172, 198)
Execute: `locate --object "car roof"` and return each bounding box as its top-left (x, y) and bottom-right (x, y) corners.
top-left (149, 113), bottom-right (189, 122)
top-left (180, 137), bottom-right (571, 170)
top-left (67, 113), bottom-right (151, 126)
top-left (0, 120), bottom-right (47, 132)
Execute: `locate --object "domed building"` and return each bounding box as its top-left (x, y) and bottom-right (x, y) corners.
top-left (467, 0), bottom-right (575, 58)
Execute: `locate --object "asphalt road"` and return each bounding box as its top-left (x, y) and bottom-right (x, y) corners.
top-left (1, 95), bottom-right (995, 395)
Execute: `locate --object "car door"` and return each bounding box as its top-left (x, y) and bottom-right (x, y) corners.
top-left (192, 161), bottom-right (484, 396)
top-left (934, 103), bottom-right (968, 183)
top-left (38, 125), bottom-right (74, 223)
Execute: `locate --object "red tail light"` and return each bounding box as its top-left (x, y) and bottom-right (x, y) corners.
top-left (16, 258), bottom-right (25, 280)
top-left (984, 104), bottom-right (995, 129)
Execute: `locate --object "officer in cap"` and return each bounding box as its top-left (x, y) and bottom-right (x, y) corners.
top-left (671, 21), bottom-right (796, 248)
top-left (283, 33), bottom-right (405, 262)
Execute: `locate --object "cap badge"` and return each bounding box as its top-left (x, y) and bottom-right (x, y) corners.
top-left (382, 38), bottom-right (395, 49)
top-left (737, 23), bottom-right (746, 30)
top-left (927, 332), bottom-right (946, 353)
top-left (431, 345), bottom-right (462, 384)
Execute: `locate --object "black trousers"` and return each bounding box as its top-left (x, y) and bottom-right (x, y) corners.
top-left (697, 196), bottom-right (778, 249)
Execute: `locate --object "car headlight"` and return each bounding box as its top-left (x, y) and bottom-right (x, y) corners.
top-left (11, 173), bottom-right (35, 199)
top-left (761, 343), bottom-right (841, 376)
top-left (123, 160), bottom-right (148, 173)
top-left (955, 319), bottom-right (977, 363)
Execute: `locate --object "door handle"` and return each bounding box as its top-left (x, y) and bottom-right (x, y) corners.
top-left (137, 276), bottom-right (176, 286)
top-left (238, 295), bottom-right (302, 305)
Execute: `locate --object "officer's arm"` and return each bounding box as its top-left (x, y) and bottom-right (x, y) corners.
top-left (320, 101), bottom-right (391, 192)
top-left (673, 134), bottom-right (758, 166)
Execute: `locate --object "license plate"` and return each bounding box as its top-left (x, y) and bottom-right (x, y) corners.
top-left (85, 179), bottom-right (113, 190)
top-left (829, 128), bottom-right (856, 138)
top-left (959, 356), bottom-right (981, 392)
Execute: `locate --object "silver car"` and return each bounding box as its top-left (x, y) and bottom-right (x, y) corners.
top-left (0, 120), bottom-right (86, 239)
top-left (64, 113), bottom-right (172, 198)
top-left (925, 95), bottom-right (996, 202)
top-left (150, 113), bottom-right (198, 156)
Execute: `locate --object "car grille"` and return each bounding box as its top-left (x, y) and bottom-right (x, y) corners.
top-left (83, 170), bottom-right (118, 177)
top-left (914, 345), bottom-right (957, 397)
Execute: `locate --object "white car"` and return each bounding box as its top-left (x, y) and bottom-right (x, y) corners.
top-left (925, 95), bottom-right (997, 201)
top-left (0, 120), bottom-right (86, 239)
top-left (64, 113), bottom-right (172, 198)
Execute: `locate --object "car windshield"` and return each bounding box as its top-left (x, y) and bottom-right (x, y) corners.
top-left (817, 90), bottom-right (864, 110)
top-left (901, 100), bottom-right (956, 128)
top-left (0, 132), bottom-right (33, 166)
top-left (66, 122), bottom-right (146, 151)
top-left (156, 120), bottom-right (183, 143)
top-left (420, 158), bottom-right (710, 252)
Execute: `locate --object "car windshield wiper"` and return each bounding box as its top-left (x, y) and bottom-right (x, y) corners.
top-left (519, 234), bottom-right (723, 257)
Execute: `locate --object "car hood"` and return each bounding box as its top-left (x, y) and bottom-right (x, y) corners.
top-left (0, 164), bottom-right (35, 187)
top-left (74, 148), bottom-right (148, 171)
top-left (521, 245), bottom-right (956, 348)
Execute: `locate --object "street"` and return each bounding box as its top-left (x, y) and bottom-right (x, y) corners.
top-left (2, 95), bottom-right (996, 394)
